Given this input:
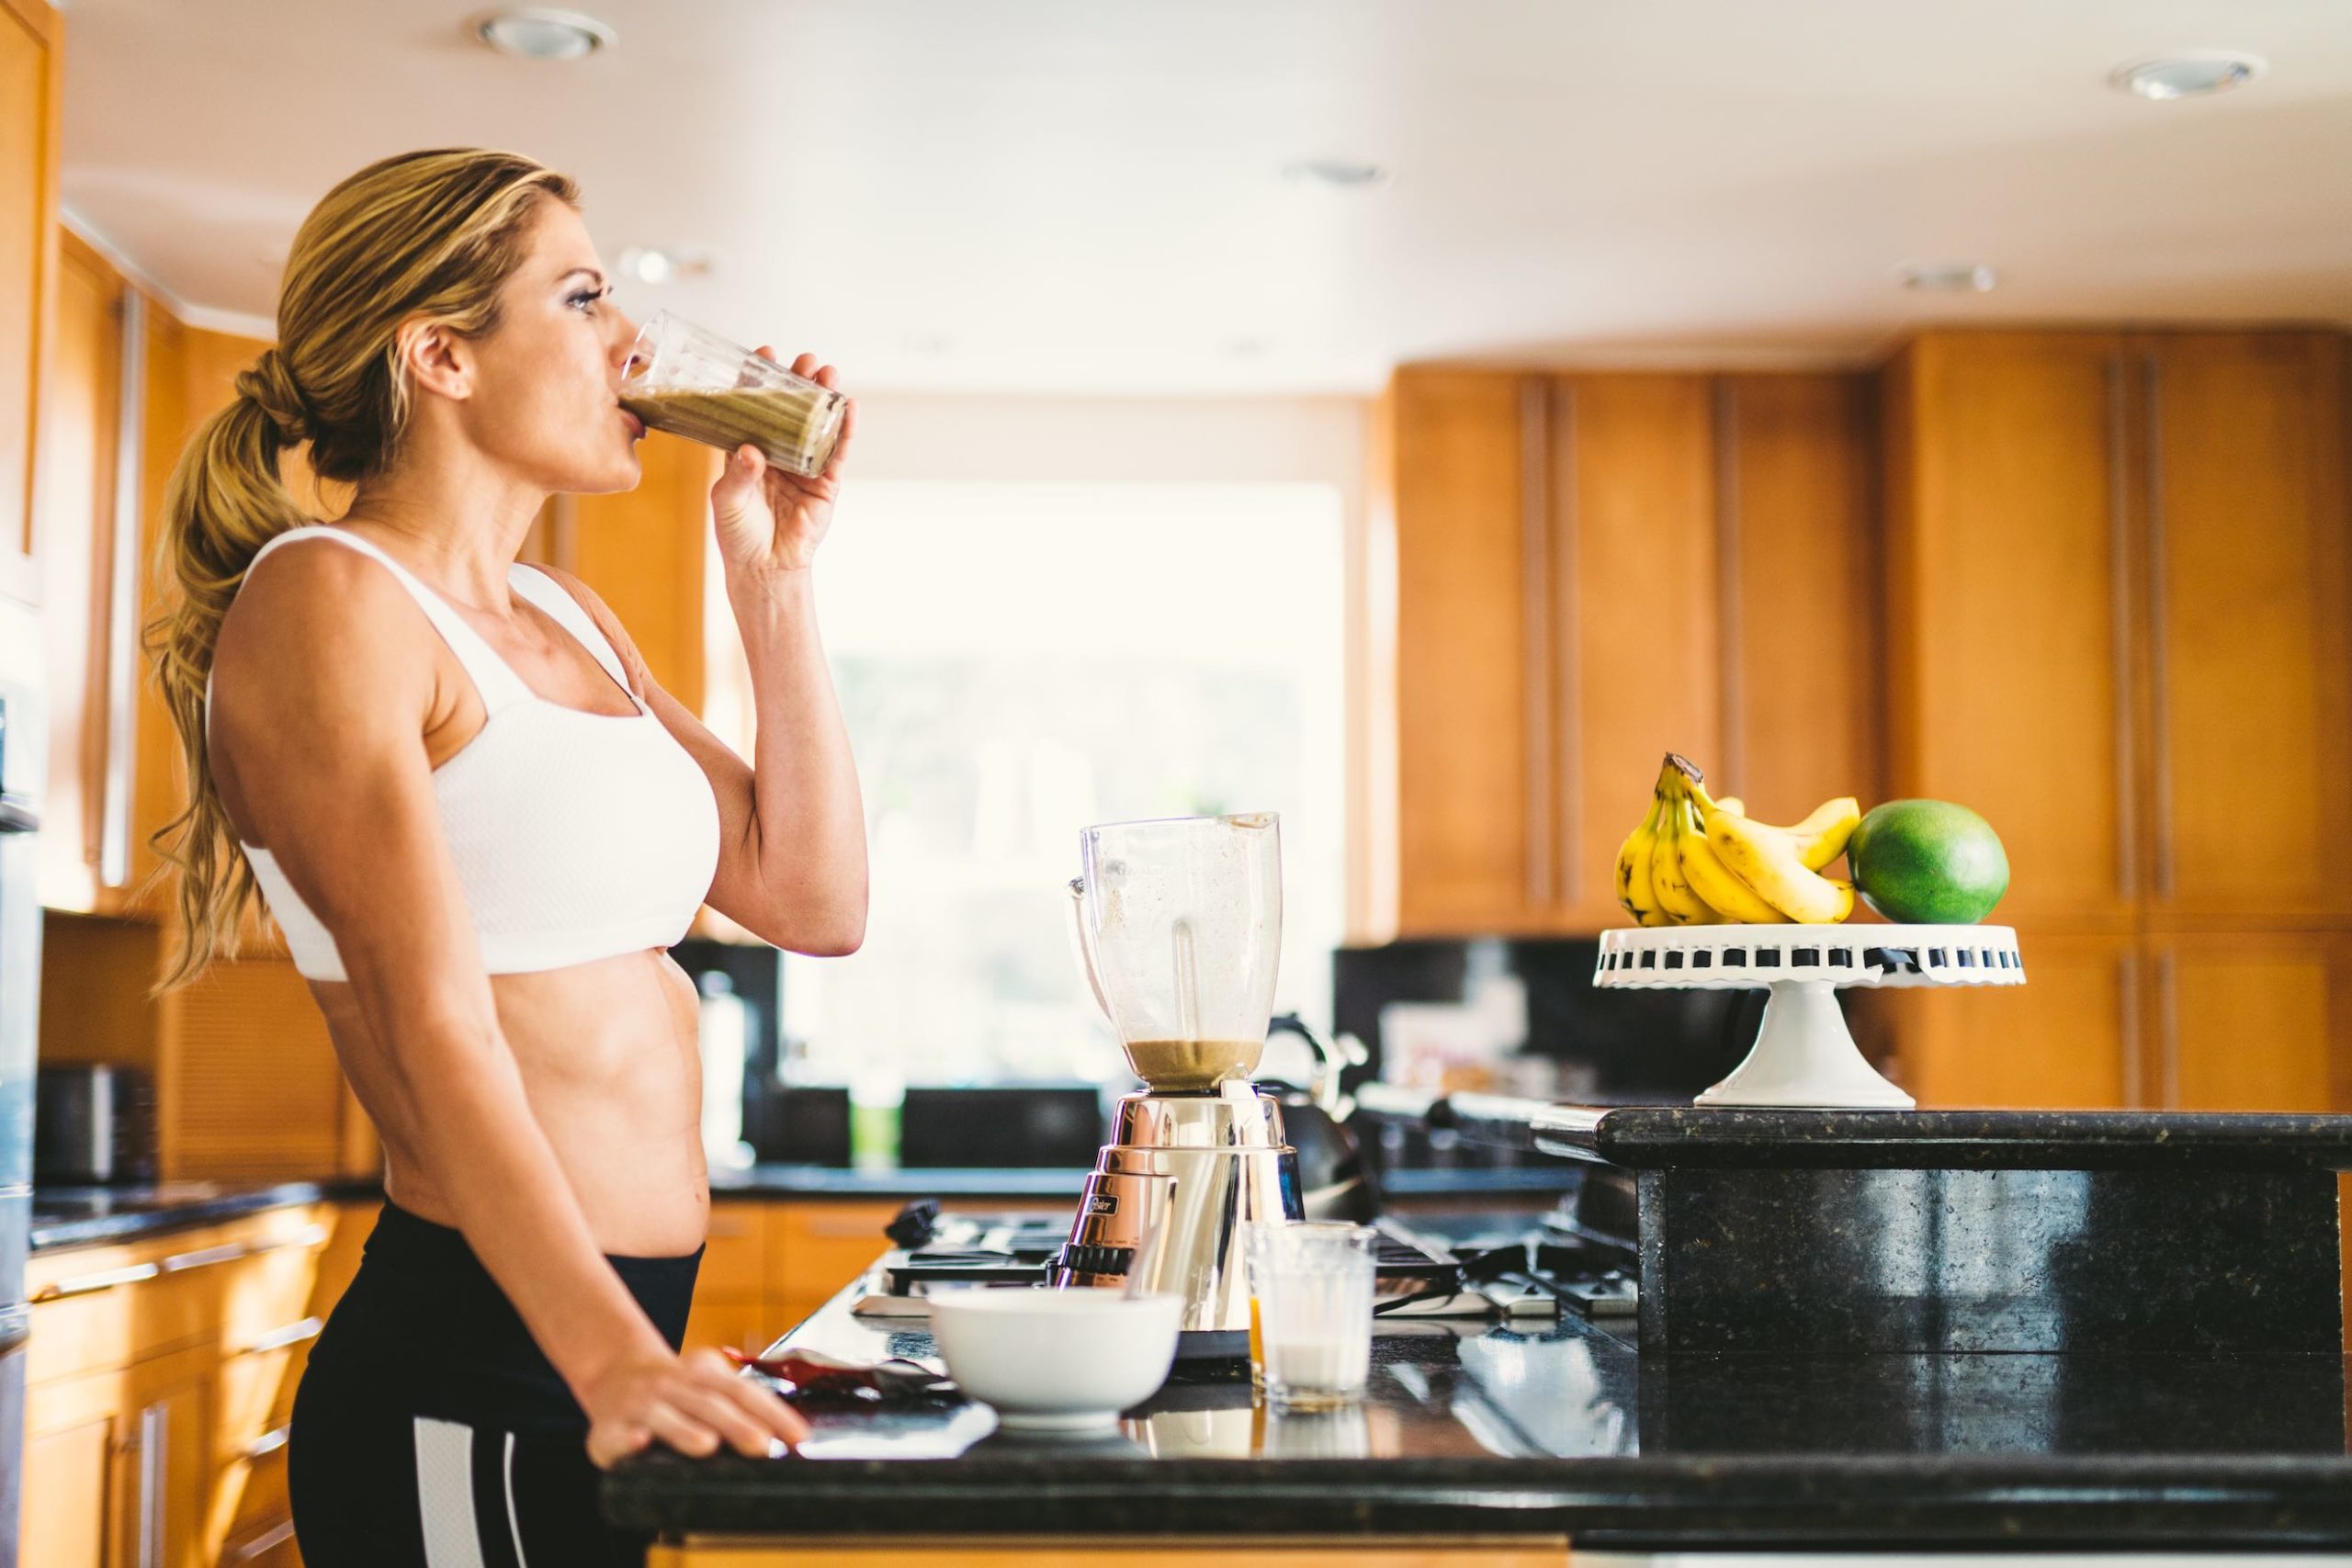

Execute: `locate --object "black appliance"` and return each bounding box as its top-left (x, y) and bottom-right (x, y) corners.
top-left (899, 1085), bottom-right (1105, 1169)
top-left (33, 1063), bottom-right (156, 1185)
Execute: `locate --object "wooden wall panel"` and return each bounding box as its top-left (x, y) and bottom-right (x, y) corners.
top-left (569, 430), bottom-right (718, 712)
top-left (1882, 333), bottom-right (2135, 932)
top-left (37, 232), bottom-right (120, 909)
top-left (1561, 373), bottom-right (1718, 928)
top-left (1390, 370), bottom-right (1545, 933)
top-left (156, 954), bottom-right (349, 1179)
top-left (2143, 333), bottom-right (2352, 924)
top-left (1721, 372), bottom-right (1881, 826)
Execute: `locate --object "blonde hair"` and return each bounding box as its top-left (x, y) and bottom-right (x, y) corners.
top-left (142, 148), bottom-right (580, 991)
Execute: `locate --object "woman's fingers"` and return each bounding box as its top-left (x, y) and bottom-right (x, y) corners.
top-left (673, 1383), bottom-right (783, 1458)
top-left (646, 1402), bottom-right (722, 1459)
top-left (585, 1419), bottom-right (650, 1470)
top-left (722, 1372), bottom-right (810, 1446)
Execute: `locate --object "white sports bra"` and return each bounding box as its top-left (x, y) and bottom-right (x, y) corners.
top-left (203, 525), bottom-right (723, 982)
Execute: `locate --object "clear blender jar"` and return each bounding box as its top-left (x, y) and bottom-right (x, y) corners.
top-left (1067, 813), bottom-right (1283, 1091)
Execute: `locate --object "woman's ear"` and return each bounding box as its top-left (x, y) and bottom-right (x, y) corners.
top-left (397, 319), bottom-right (471, 404)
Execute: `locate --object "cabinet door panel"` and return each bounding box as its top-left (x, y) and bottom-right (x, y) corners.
top-left (21, 1414), bottom-right (114, 1568)
top-left (1560, 373), bottom-right (1718, 929)
top-left (2144, 333), bottom-right (2352, 921)
top-left (2158, 932), bottom-right (2346, 1113)
top-left (1883, 334), bottom-right (2135, 930)
top-left (1722, 373), bottom-right (1880, 822)
top-left (1391, 371), bottom-right (1548, 933)
top-left (0, 0), bottom-right (58, 603)
top-left (1900, 932), bottom-right (2135, 1110)
top-left (37, 237), bottom-right (120, 912)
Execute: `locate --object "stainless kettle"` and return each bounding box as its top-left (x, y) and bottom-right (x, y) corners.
top-left (1260, 1013), bottom-right (1377, 1222)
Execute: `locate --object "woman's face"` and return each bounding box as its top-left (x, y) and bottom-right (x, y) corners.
top-left (452, 199), bottom-right (645, 494)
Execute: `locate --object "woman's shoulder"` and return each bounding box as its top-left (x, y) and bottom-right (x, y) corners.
top-left (212, 528), bottom-right (439, 712)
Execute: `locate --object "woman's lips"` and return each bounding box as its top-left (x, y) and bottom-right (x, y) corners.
top-left (619, 406), bottom-right (645, 438)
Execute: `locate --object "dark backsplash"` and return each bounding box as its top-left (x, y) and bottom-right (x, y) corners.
top-left (1335, 938), bottom-right (1775, 1101)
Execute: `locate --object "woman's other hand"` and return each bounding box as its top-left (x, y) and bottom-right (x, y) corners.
top-left (581, 1345), bottom-right (810, 1468)
top-left (709, 350), bottom-right (854, 578)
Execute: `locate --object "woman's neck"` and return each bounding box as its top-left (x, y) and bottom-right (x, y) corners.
top-left (339, 440), bottom-right (548, 608)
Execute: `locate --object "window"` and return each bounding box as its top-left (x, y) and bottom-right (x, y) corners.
top-left (717, 480), bottom-right (1346, 1095)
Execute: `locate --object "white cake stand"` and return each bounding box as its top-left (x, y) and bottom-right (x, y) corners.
top-left (1594, 925), bottom-right (2024, 1110)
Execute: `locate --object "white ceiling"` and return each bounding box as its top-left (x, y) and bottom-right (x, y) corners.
top-left (53, 0), bottom-right (2352, 394)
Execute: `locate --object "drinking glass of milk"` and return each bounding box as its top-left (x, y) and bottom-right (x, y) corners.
top-left (1247, 1222), bottom-right (1376, 1410)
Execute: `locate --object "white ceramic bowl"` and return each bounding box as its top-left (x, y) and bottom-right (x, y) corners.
top-left (928, 1288), bottom-right (1183, 1430)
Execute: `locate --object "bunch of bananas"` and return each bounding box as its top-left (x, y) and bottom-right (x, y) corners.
top-left (1616, 754), bottom-right (1860, 926)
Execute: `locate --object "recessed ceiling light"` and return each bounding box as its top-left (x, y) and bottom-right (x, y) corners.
top-left (1899, 263), bottom-right (1999, 294)
top-left (2110, 52), bottom-right (2264, 100)
top-left (474, 8), bottom-right (616, 62)
top-left (1283, 158), bottom-right (1389, 190)
top-left (614, 247), bottom-right (714, 284)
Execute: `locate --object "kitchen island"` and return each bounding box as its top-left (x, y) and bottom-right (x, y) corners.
top-left (604, 1225), bottom-right (2352, 1561)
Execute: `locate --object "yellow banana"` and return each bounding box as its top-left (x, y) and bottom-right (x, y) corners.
top-left (1669, 783), bottom-right (1790, 924)
top-left (1673, 759), bottom-right (1853, 924)
top-left (1704, 793), bottom-right (1858, 871)
top-left (1615, 790), bottom-right (1668, 925)
top-left (1777, 796), bottom-right (1861, 873)
top-left (1648, 777), bottom-right (1716, 926)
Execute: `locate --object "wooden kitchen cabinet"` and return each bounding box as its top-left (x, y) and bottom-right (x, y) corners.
top-left (1883, 329), bottom-right (2352, 1112)
top-left (24, 1200), bottom-right (366, 1568)
top-left (0, 0), bottom-right (61, 604)
top-left (1375, 366), bottom-right (1878, 939)
top-left (25, 1340), bottom-right (216, 1568)
top-left (2148, 929), bottom-right (2351, 1114)
top-left (1896, 931), bottom-right (2138, 1111)
top-left (2137, 333), bottom-right (2351, 927)
top-left (1883, 329), bottom-right (2350, 931)
top-left (1882, 332), bottom-right (2138, 932)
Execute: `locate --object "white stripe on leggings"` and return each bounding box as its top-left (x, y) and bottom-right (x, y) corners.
top-left (503, 1429), bottom-right (530, 1567)
top-left (413, 1416), bottom-right (489, 1568)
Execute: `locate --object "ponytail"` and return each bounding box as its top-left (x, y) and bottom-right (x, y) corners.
top-left (139, 355), bottom-right (313, 989)
top-left (139, 149), bottom-right (578, 992)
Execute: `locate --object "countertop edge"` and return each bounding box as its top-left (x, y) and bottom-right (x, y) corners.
top-left (605, 1451), bottom-right (2352, 1547)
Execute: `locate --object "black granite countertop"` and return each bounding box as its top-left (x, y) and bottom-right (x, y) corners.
top-left (28, 1164), bottom-right (1572, 1254)
top-left (1531, 1106), bottom-right (2352, 1169)
top-left (604, 1225), bottom-right (2352, 1550)
top-left (28, 1179), bottom-right (380, 1251)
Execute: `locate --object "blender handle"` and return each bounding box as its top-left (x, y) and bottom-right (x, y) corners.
top-left (1066, 877), bottom-right (1117, 1025)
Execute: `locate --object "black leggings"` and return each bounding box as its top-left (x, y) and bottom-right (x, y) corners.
top-left (288, 1199), bottom-right (702, 1567)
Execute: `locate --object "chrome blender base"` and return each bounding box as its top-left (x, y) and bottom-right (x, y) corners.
top-left (1054, 1088), bottom-right (1302, 1349)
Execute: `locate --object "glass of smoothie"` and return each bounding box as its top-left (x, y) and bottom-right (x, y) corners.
top-left (619, 310), bottom-right (848, 478)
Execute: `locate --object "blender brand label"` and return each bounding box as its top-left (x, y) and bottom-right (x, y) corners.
top-left (1088, 1194), bottom-right (1120, 1216)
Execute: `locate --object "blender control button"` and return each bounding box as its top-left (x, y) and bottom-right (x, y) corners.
top-left (1056, 1243), bottom-right (1135, 1277)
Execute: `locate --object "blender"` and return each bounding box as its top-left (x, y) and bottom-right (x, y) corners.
top-left (1056, 813), bottom-right (1304, 1358)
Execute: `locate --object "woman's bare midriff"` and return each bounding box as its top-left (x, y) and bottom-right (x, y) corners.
top-left (310, 945), bottom-right (711, 1258)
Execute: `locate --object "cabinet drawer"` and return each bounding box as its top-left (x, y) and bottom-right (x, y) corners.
top-left (215, 1337), bottom-right (313, 1465)
top-left (27, 1206), bottom-right (334, 1385)
top-left (214, 1438), bottom-right (294, 1562)
top-left (697, 1201), bottom-right (767, 1296)
top-left (218, 1213), bottom-right (333, 1352)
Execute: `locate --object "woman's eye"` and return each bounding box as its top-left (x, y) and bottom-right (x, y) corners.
top-left (569, 287), bottom-right (609, 312)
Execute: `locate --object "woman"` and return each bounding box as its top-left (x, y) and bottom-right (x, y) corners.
top-left (146, 148), bottom-right (864, 1563)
